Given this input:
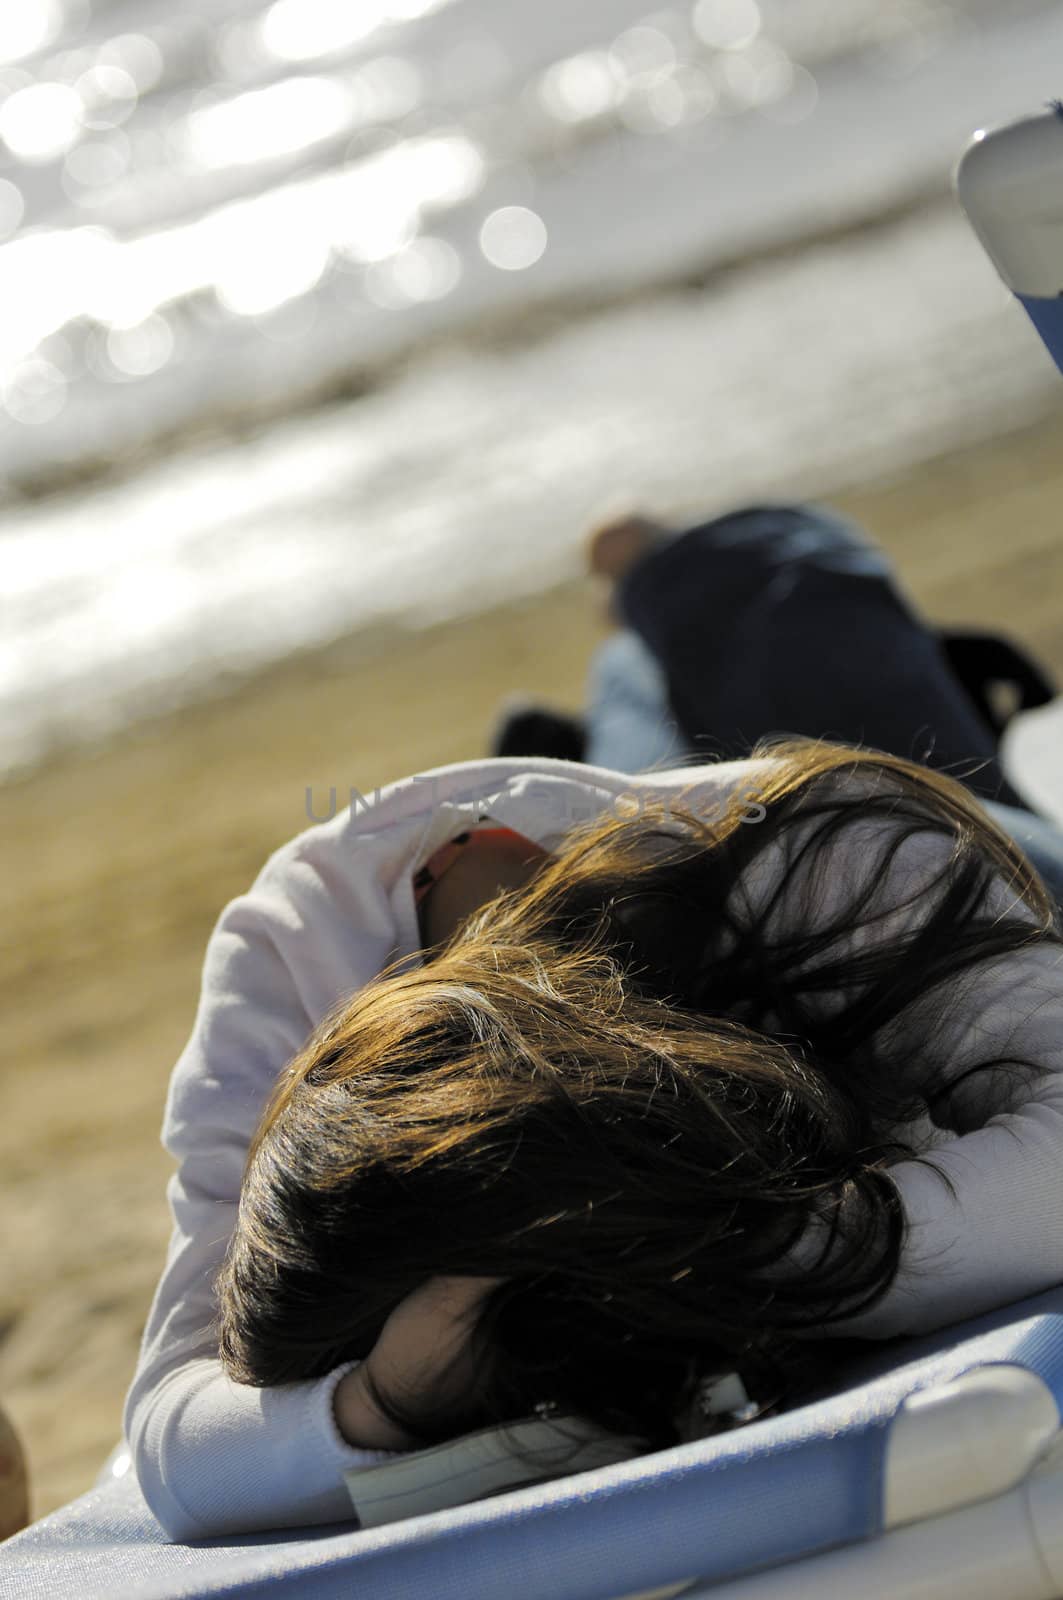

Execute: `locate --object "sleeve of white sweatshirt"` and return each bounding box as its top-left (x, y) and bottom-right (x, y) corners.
top-left (838, 935), bottom-right (1063, 1337)
top-left (123, 825), bottom-right (410, 1541)
top-left (750, 803), bottom-right (1063, 1340)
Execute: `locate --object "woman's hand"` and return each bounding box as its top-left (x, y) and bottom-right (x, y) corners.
top-left (333, 1276), bottom-right (501, 1450)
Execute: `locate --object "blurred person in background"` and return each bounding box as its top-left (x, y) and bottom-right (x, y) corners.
top-left (493, 502), bottom-right (1062, 901)
top-left (495, 503), bottom-right (1054, 797)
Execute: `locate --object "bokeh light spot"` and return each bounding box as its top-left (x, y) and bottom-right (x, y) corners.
top-left (77, 64), bottom-right (139, 131)
top-left (0, 81), bottom-right (83, 161)
top-left (213, 20), bottom-right (274, 80)
top-left (98, 34), bottom-right (165, 94)
top-left (353, 55), bottom-right (421, 121)
top-left (760, 63), bottom-right (819, 123)
top-left (63, 130), bottom-right (131, 190)
top-left (645, 74), bottom-right (687, 128)
top-left (2, 357), bottom-right (67, 423)
top-left (479, 206), bottom-right (547, 272)
top-left (538, 52), bottom-right (620, 123)
top-left (412, 133), bottom-right (484, 207)
top-left (620, 63), bottom-right (717, 133)
top-left (365, 236), bottom-right (461, 306)
top-left (392, 236), bottom-right (460, 300)
top-left (692, 0), bottom-right (762, 51)
top-left (719, 51), bottom-right (758, 104)
top-left (609, 26), bottom-right (677, 79)
top-left (0, 1), bottom-right (63, 66)
top-left (106, 314), bottom-right (175, 377)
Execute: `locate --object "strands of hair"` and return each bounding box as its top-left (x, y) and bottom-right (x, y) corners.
top-left (215, 738), bottom-right (1059, 1448)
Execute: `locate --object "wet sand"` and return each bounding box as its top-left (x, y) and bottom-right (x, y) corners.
top-left (3, 404), bottom-right (1063, 1523)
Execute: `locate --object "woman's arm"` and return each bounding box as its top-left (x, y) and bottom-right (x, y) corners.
top-left (757, 803), bottom-right (1063, 1338)
top-left (839, 938), bottom-right (1063, 1336)
top-left (332, 1276), bottom-right (503, 1449)
top-left (124, 829), bottom-right (410, 1540)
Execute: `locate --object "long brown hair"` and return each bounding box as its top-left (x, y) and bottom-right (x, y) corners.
top-left (216, 740), bottom-right (1059, 1445)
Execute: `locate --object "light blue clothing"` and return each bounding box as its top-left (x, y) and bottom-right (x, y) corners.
top-left (584, 631), bottom-right (687, 775)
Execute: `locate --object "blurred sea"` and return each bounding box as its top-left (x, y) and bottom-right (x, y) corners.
top-left (2, 0), bottom-right (1063, 774)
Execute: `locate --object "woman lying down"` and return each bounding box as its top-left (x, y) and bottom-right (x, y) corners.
top-left (123, 739), bottom-right (1063, 1539)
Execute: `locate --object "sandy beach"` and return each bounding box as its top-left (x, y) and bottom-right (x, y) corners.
top-left (4, 403), bottom-right (1063, 1523)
